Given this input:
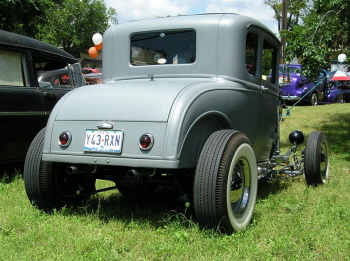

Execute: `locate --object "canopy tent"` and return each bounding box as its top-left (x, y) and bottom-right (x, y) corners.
top-left (330, 70), bottom-right (350, 81)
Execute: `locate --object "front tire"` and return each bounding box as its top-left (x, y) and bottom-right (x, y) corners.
top-left (304, 131), bottom-right (329, 186)
top-left (24, 128), bottom-right (94, 211)
top-left (193, 130), bottom-right (257, 234)
top-left (336, 93), bottom-right (344, 103)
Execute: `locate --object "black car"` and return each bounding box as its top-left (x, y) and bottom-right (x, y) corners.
top-left (0, 30), bottom-right (85, 163)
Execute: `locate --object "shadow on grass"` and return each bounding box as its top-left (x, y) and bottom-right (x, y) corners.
top-left (57, 178), bottom-right (294, 231)
top-left (0, 162), bottom-right (24, 183)
top-left (0, 161), bottom-right (292, 230)
top-left (257, 179), bottom-right (292, 200)
top-left (319, 112), bottom-right (350, 161)
top-left (280, 106), bottom-right (350, 161)
top-left (59, 186), bottom-right (194, 230)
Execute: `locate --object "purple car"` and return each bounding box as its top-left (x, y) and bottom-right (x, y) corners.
top-left (279, 64), bottom-right (333, 105)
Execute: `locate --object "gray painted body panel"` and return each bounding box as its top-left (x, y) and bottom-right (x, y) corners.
top-left (54, 78), bottom-right (209, 122)
top-left (42, 13), bottom-right (281, 169)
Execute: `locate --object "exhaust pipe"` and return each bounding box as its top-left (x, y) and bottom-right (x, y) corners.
top-left (67, 165), bottom-right (96, 175)
top-left (127, 168), bottom-right (155, 178)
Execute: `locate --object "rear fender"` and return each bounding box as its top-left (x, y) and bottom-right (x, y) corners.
top-left (178, 112), bottom-right (231, 168)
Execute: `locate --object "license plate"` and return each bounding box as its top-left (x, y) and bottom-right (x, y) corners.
top-left (83, 129), bottom-right (123, 153)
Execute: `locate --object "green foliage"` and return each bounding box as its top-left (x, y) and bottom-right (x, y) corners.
top-left (283, 24), bottom-right (329, 78)
top-left (38, 0), bottom-right (117, 57)
top-left (0, 0), bottom-right (117, 58)
top-left (264, 0), bottom-right (310, 31)
top-left (266, 0), bottom-right (350, 78)
top-left (0, 0), bottom-right (55, 38)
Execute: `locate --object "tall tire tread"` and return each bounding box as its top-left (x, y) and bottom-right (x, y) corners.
top-left (23, 128), bottom-right (48, 209)
top-left (194, 130), bottom-right (238, 227)
top-left (304, 131), bottom-right (328, 186)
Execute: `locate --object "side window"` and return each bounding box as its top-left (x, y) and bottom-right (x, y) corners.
top-left (262, 39), bottom-right (278, 83)
top-left (33, 53), bottom-right (71, 88)
top-left (0, 50), bottom-right (29, 86)
top-left (246, 33), bottom-right (258, 76)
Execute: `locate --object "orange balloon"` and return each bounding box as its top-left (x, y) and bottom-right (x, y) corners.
top-left (95, 42), bottom-right (103, 51)
top-left (88, 47), bottom-right (98, 58)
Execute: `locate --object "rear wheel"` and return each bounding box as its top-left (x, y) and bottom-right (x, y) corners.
top-left (304, 131), bottom-right (329, 186)
top-left (24, 128), bottom-right (94, 211)
top-left (193, 130), bottom-right (257, 234)
top-left (336, 93), bottom-right (344, 103)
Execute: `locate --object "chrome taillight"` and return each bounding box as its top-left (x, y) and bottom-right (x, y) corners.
top-left (139, 134), bottom-right (154, 150)
top-left (58, 131), bottom-right (72, 147)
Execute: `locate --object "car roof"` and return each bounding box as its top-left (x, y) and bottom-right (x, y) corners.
top-left (102, 13), bottom-right (281, 80)
top-left (0, 30), bottom-right (77, 63)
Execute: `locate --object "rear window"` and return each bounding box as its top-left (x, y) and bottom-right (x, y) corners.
top-left (131, 30), bottom-right (196, 66)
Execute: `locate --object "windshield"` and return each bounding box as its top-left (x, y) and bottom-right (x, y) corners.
top-left (130, 30), bottom-right (196, 66)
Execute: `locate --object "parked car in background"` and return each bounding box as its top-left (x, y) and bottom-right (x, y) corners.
top-left (333, 82), bottom-right (350, 101)
top-left (84, 72), bottom-right (103, 85)
top-left (0, 30), bottom-right (85, 163)
top-left (24, 14), bottom-right (329, 234)
top-left (279, 64), bottom-right (332, 105)
top-left (82, 67), bottom-right (101, 74)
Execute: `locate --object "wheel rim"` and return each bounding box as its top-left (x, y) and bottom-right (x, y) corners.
top-left (228, 157), bottom-right (251, 217)
top-left (311, 94), bottom-right (317, 105)
top-left (338, 94), bottom-right (344, 103)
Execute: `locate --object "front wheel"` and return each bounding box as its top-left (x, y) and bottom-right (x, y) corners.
top-left (310, 93), bottom-right (318, 106)
top-left (24, 128), bottom-right (94, 211)
top-left (304, 131), bottom-right (329, 186)
top-left (193, 130), bottom-right (257, 234)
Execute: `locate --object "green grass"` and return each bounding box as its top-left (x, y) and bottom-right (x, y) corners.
top-left (1, 103), bottom-right (350, 260)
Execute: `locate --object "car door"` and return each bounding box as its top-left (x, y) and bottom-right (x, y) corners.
top-left (39, 77), bottom-right (73, 119)
top-left (0, 49), bottom-right (46, 162)
top-left (315, 70), bottom-right (328, 101)
top-left (255, 37), bottom-right (280, 161)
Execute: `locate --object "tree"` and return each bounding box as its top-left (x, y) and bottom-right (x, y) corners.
top-left (266, 0), bottom-right (349, 78)
top-left (264, 0), bottom-right (310, 32)
top-left (39, 0), bottom-right (117, 57)
top-left (0, 0), bottom-right (57, 38)
top-left (284, 0), bottom-right (349, 77)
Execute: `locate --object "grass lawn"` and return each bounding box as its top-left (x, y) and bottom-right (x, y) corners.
top-left (1, 103), bottom-right (349, 260)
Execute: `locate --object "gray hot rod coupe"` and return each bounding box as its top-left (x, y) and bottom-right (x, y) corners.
top-left (24, 14), bottom-right (329, 234)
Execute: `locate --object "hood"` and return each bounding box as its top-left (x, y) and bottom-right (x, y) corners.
top-left (54, 78), bottom-right (208, 122)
